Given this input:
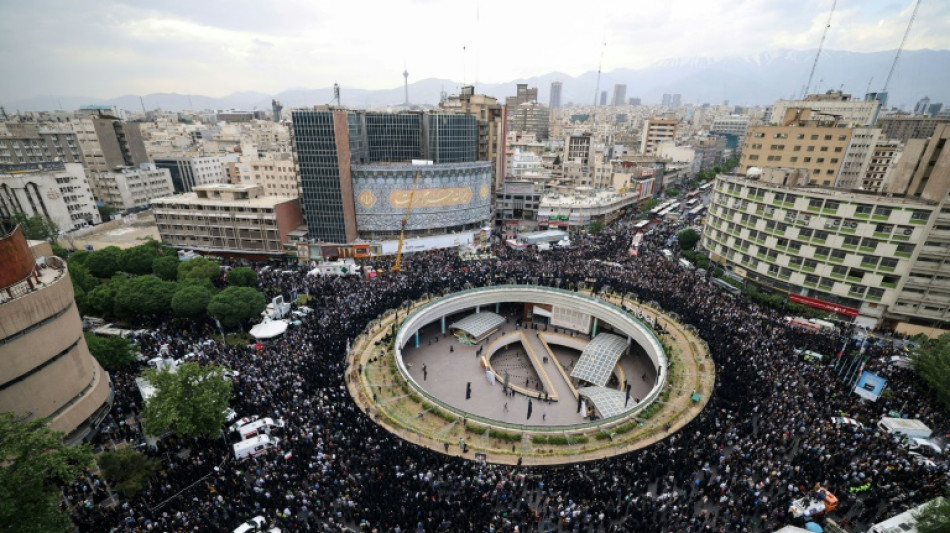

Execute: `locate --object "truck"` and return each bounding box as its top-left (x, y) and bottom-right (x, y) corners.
top-left (233, 435), bottom-right (281, 460)
top-left (307, 259), bottom-right (361, 277)
top-left (877, 417), bottom-right (933, 440)
top-left (236, 417), bottom-right (285, 440)
top-left (789, 486), bottom-right (839, 519)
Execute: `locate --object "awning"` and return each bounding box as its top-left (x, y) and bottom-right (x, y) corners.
top-left (249, 319), bottom-right (288, 339)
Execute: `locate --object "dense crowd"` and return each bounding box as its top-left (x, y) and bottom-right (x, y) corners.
top-left (66, 209), bottom-right (949, 532)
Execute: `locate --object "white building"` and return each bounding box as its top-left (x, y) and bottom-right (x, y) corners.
top-left (153, 154), bottom-right (228, 193)
top-left (508, 149), bottom-right (543, 179)
top-left (770, 91), bottom-right (881, 127)
top-left (91, 163), bottom-right (175, 210)
top-left (0, 162), bottom-right (101, 231)
top-left (640, 119), bottom-right (678, 155)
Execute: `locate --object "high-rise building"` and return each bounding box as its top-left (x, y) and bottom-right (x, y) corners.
top-left (671, 94), bottom-right (682, 107)
top-left (914, 97), bottom-right (931, 116)
top-left (153, 154), bottom-right (227, 193)
top-left (928, 103), bottom-right (944, 118)
top-left (640, 119), bottom-right (678, 155)
top-left (879, 116), bottom-right (950, 144)
top-left (0, 162), bottom-right (101, 231)
top-left (440, 86), bottom-right (507, 194)
top-left (0, 124), bottom-right (85, 166)
top-left (711, 115), bottom-right (751, 150)
top-left (0, 227), bottom-right (112, 444)
top-left (291, 109), bottom-right (488, 244)
top-left (769, 91), bottom-right (881, 127)
top-left (612, 84), bottom-right (627, 107)
top-left (599, 91), bottom-right (608, 106)
top-left (549, 82), bottom-right (562, 109)
top-left (628, 98), bottom-right (642, 106)
top-left (506, 84), bottom-right (549, 140)
top-left (662, 94), bottom-right (672, 107)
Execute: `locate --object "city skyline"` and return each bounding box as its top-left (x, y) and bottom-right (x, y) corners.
top-left (1, 0), bottom-right (948, 104)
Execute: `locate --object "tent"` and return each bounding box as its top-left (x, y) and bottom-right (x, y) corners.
top-left (249, 319), bottom-right (288, 340)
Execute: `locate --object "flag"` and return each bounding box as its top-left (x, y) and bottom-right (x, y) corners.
top-left (283, 451), bottom-right (293, 461)
top-left (836, 349), bottom-right (843, 358)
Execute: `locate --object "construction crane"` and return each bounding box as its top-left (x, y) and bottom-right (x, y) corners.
top-left (392, 170), bottom-right (423, 272)
top-left (802, 0), bottom-right (837, 98)
top-left (882, 0), bottom-right (922, 94)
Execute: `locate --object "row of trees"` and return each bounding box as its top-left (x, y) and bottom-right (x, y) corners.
top-left (68, 242), bottom-right (265, 329)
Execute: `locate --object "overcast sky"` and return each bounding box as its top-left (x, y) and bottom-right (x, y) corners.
top-left (1, 0), bottom-right (947, 102)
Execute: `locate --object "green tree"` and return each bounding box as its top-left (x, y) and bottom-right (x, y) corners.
top-left (589, 220), bottom-right (604, 234)
top-left (640, 199), bottom-right (659, 214)
top-left (227, 267), bottom-right (258, 287)
top-left (67, 249), bottom-right (90, 267)
top-left (178, 256), bottom-right (221, 282)
top-left (666, 188), bottom-right (681, 197)
top-left (207, 286), bottom-right (266, 329)
top-left (84, 332), bottom-right (136, 370)
top-left (97, 203), bottom-right (118, 221)
top-left (8, 212), bottom-right (60, 243)
top-left (97, 448), bottom-right (159, 497)
top-left (142, 362), bottom-right (233, 439)
top-left (0, 412), bottom-right (95, 533)
top-left (152, 255), bottom-right (180, 281)
top-left (68, 261), bottom-right (99, 293)
top-left (171, 284), bottom-right (213, 320)
top-left (911, 334), bottom-right (950, 409)
top-left (553, 155), bottom-right (562, 166)
top-left (85, 246), bottom-right (122, 278)
top-left (114, 275), bottom-right (177, 319)
top-left (677, 228), bottom-right (701, 251)
top-left (51, 243), bottom-right (69, 259)
top-left (914, 497), bottom-right (950, 533)
top-left (118, 244), bottom-right (161, 275)
top-left (85, 282), bottom-right (120, 317)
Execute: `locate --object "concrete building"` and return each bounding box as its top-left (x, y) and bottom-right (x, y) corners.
top-left (0, 124), bottom-right (85, 166)
top-left (612, 84), bottom-right (627, 107)
top-left (710, 115), bottom-right (751, 149)
top-left (599, 91), bottom-right (608, 106)
top-left (152, 183), bottom-right (303, 257)
top-left (153, 154), bottom-right (227, 193)
top-left (914, 97), bottom-right (931, 116)
top-left (860, 140), bottom-right (904, 193)
top-left (538, 189), bottom-right (640, 231)
top-left (740, 119), bottom-right (853, 187)
top-left (495, 180), bottom-right (541, 229)
top-left (628, 98), bottom-right (642, 106)
top-left (769, 91), bottom-right (881, 127)
top-left (879, 116), bottom-right (950, 144)
top-left (549, 82), bottom-right (562, 109)
top-left (505, 84), bottom-right (549, 142)
top-left (508, 149), bottom-right (543, 179)
top-left (440, 86), bottom-right (507, 193)
top-left (290, 109), bottom-right (484, 243)
top-left (0, 162), bottom-right (101, 231)
top-left (835, 127), bottom-right (881, 190)
top-left (640, 119), bottom-right (678, 155)
top-left (225, 152), bottom-right (298, 197)
top-left (69, 114), bottom-right (150, 197)
top-left (91, 163), bottom-right (174, 210)
top-left (0, 227), bottom-right (112, 443)
top-left (703, 173), bottom-right (936, 327)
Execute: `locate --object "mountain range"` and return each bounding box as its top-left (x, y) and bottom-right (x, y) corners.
top-left (5, 49), bottom-right (949, 113)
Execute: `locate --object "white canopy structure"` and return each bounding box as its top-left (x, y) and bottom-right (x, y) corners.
top-left (570, 333), bottom-right (629, 387)
top-left (578, 386), bottom-right (635, 418)
top-left (449, 312), bottom-right (505, 342)
top-left (249, 319), bottom-right (288, 340)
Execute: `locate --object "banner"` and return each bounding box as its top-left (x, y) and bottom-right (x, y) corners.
top-left (789, 293), bottom-right (859, 318)
top-left (853, 371), bottom-right (886, 401)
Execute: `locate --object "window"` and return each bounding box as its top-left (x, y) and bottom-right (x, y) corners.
top-left (875, 223), bottom-right (893, 233)
top-left (809, 199), bottom-right (823, 209)
top-left (816, 158), bottom-right (825, 163)
top-left (800, 228), bottom-right (814, 238)
top-left (804, 259), bottom-right (817, 269)
top-left (838, 135), bottom-right (847, 141)
top-left (874, 206), bottom-right (892, 217)
top-left (843, 236), bottom-right (860, 247)
top-left (832, 265), bottom-right (848, 275)
top-left (831, 249), bottom-right (847, 260)
top-left (855, 204), bottom-right (872, 215)
top-left (896, 243), bottom-right (915, 255)
top-left (810, 135), bottom-right (819, 140)
top-left (880, 257), bottom-right (898, 269)
top-left (814, 245), bottom-right (829, 256)
top-left (824, 200), bottom-right (839, 211)
top-left (867, 288), bottom-right (885, 299)
top-left (820, 146), bottom-right (829, 152)
top-left (819, 277), bottom-right (835, 289)
top-left (790, 157), bottom-right (799, 162)
top-left (834, 147), bottom-right (843, 152)
top-left (824, 135), bottom-right (832, 140)
top-left (796, 134), bottom-right (805, 140)
top-left (804, 157), bottom-right (812, 163)
top-left (912, 209), bottom-right (931, 221)
top-left (748, 154), bottom-right (759, 160)
top-left (793, 145), bottom-right (802, 151)
top-left (807, 146), bottom-right (815, 152)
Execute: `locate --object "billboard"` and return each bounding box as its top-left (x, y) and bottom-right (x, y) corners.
top-left (853, 371), bottom-right (886, 401)
top-left (789, 293), bottom-right (859, 318)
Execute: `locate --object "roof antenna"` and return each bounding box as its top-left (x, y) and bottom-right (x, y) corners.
top-left (803, 0), bottom-right (837, 99)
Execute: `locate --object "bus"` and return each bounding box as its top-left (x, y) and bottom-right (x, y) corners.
top-left (687, 205), bottom-right (705, 218)
top-left (633, 220), bottom-right (651, 231)
top-left (649, 200), bottom-right (674, 216)
top-left (698, 182), bottom-right (713, 191)
top-left (685, 198), bottom-right (700, 208)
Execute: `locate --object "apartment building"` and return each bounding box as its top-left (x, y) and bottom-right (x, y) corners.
top-left (91, 163), bottom-right (174, 210)
top-left (226, 152), bottom-right (298, 197)
top-left (440, 86), bottom-right (507, 192)
top-left (640, 119), bottom-right (678, 155)
top-left (0, 123), bottom-right (85, 165)
top-left (0, 162), bottom-right (101, 230)
top-left (152, 183), bottom-right (303, 257)
top-left (739, 121), bottom-right (853, 187)
top-left (153, 154), bottom-right (227, 193)
top-left (879, 116), bottom-right (950, 144)
top-left (769, 91), bottom-right (881, 127)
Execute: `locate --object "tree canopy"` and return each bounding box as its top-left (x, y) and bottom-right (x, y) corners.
top-left (677, 228), bottom-right (701, 251)
top-left (152, 255), bottom-right (180, 281)
top-left (207, 286), bottom-right (266, 329)
top-left (8, 213), bottom-right (60, 243)
top-left (114, 275), bottom-right (177, 319)
top-left (911, 333), bottom-right (950, 409)
top-left (171, 284), bottom-right (213, 320)
top-left (84, 332), bottom-right (136, 370)
top-left (914, 497), bottom-right (950, 533)
top-left (118, 244), bottom-right (161, 275)
top-left (640, 199), bottom-right (659, 214)
top-left (178, 257), bottom-right (221, 282)
top-left (0, 413), bottom-right (95, 533)
top-left (84, 246), bottom-right (122, 278)
top-left (97, 448), bottom-right (159, 497)
top-left (142, 362), bottom-right (233, 439)
top-left (226, 267), bottom-right (258, 287)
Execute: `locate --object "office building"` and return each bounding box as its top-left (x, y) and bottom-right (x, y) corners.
top-left (495, 181), bottom-right (542, 228)
top-left (671, 94), bottom-right (682, 107)
top-left (711, 115), bottom-right (751, 149)
top-left (91, 163), bottom-right (174, 210)
top-left (0, 162), bottom-right (101, 231)
top-left (769, 91), bottom-right (881, 127)
top-left (599, 91), bottom-right (608, 106)
top-left (152, 183), bottom-right (303, 257)
top-left (662, 94), bottom-right (672, 107)
top-left (70, 113), bottom-right (150, 196)
top-left (0, 227), bottom-right (112, 444)
top-left (0, 124), bottom-right (84, 166)
top-left (914, 97), bottom-right (931, 116)
top-left (640, 119), bottom-right (678, 155)
top-left (549, 82), bottom-right (562, 109)
top-left (628, 98), bottom-right (642, 106)
top-left (506, 84), bottom-right (549, 141)
top-left (291, 109), bottom-right (489, 244)
top-left (879, 116), bottom-right (950, 144)
top-left (440, 86), bottom-right (507, 192)
top-left (612, 84), bottom-right (627, 107)
top-left (506, 84), bottom-right (538, 107)
top-left (153, 154), bottom-right (227, 193)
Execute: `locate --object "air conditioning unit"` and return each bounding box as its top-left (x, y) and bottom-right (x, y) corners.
top-left (904, 228), bottom-right (913, 235)
top-left (831, 219), bottom-right (841, 226)
top-left (845, 221), bottom-right (858, 228)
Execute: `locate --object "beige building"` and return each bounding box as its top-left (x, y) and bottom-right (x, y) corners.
top-left (769, 91), bottom-right (881, 127)
top-left (740, 119), bottom-right (853, 187)
top-left (440, 86), bottom-right (506, 192)
top-left (91, 163), bottom-right (174, 210)
top-left (0, 123), bottom-right (85, 166)
top-left (225, 152), bottom-right (298, 197)
top-left (640, 119), bottom-right (678, 155)
top-left (878, 115), bottom-right (950, 144)
top-left (0, 227), bottom-right (112, 443)
top-left (152, 183), bottom-right (303, 257)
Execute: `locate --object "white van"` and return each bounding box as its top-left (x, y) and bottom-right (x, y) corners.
top-left (678, 258), bottom-right (695, 270)
top-left (877, 417), bottom-right (932, 440)
top-left (237, 417), bottom-right (285, 440)
top-left (233, 435), bottom-right (281, 460)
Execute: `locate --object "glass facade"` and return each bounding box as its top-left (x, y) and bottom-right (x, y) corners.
top-left (291, 110), bottom-right (350, 242)
top-left (364, 113), bottom-right (422, 163)
top-left (425, 114), bottom-right (477, 163)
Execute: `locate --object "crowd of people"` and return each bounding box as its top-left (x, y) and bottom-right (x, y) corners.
top-left (65, 207), bottom-right (949, 532)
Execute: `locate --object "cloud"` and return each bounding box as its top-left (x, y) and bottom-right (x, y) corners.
top-left (0, 0), bottom-right (947, 102)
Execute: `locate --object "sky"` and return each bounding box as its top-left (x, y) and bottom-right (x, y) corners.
top-left (0, 0), bottom-right (948, 102)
